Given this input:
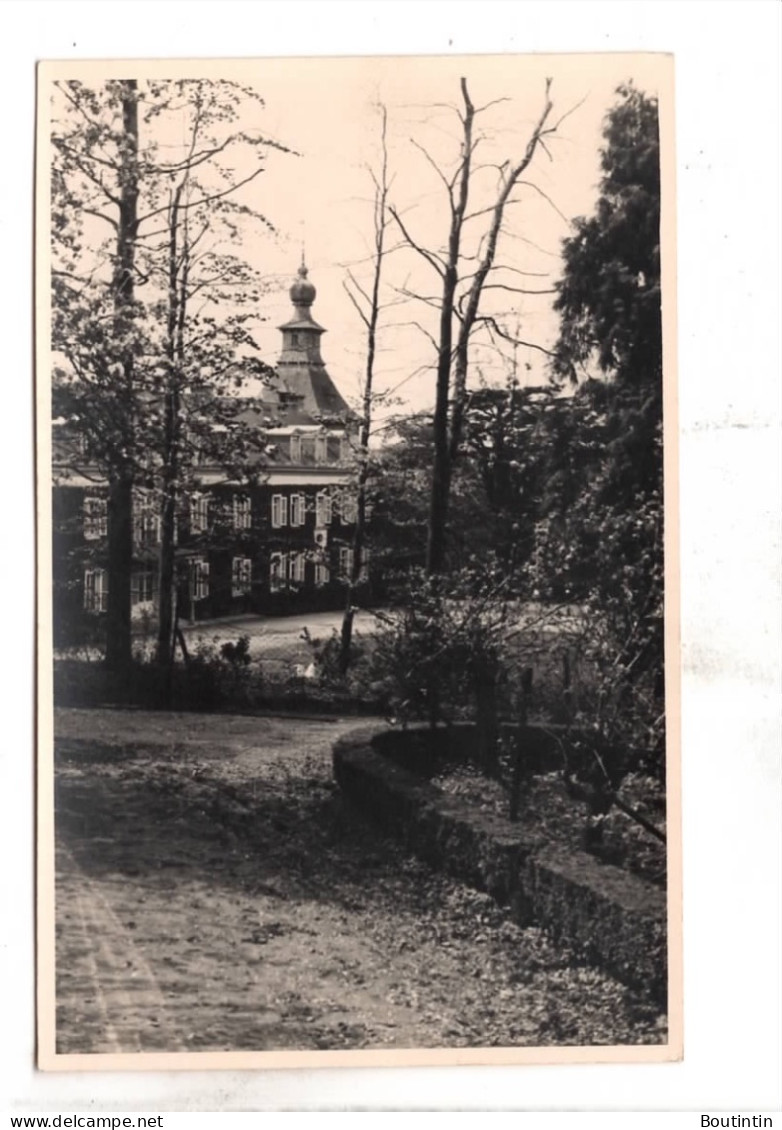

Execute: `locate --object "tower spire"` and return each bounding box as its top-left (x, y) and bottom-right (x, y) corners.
top-left (276, 260), bottom-right (352, 420)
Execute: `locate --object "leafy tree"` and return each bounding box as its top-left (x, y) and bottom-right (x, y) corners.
top-left (52, 79), bottom-right (140, 671)
top-left (552, 83), bottom-right (661, 397)
top-left (542, 84), bottom-right (665, 780)
top-left (459, 383), bottom-right (557, 572)
top-left (371, 385), bottom-right (555, 584)
top-left (51, 78), bottom-right (290, 669)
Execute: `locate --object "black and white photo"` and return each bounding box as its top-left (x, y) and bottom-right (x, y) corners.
top-left (36, 53), bottom-right (679, 1069)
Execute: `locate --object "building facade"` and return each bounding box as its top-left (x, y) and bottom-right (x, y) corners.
top-left (52, 262), bottom-right (369, 646)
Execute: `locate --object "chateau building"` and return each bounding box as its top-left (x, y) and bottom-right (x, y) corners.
top-left (52, 261), bottom-right (367, 645)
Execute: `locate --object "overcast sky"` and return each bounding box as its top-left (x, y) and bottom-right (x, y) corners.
top-left (244, 54), bottom-right (667, 414)
top-left (49, 54), bottom-right (669, 423)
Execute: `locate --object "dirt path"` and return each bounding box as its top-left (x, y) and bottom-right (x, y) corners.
top-left (53, 708), bottom-right (666, 1053)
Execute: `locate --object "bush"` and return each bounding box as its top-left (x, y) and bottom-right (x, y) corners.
top-left (53, 635), bottom-right (265, 712)
top-left (365, 558), bottom-right (666, 855)
top-left (368, 562), bottom-right (536, 774)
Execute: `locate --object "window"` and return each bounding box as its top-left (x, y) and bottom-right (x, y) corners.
top-left (270, 552), bottom-right (287, 593)
top-left (271, 493), bottom-right (288, 528)
top-left (291, 331), bottom-right (300, 348)
top-left (83, 495), bottom-right (107, 540)
top-left (290, 433), bottom-right (302, 463)
top-left (83, 568), bottom-right (108, 613)
top-left (232, 556), bottom-right (252, 597)
top-left (133, 491), bottom-right (161, 545)
top-left (189, 557), bottom-right (209, 601)
top-left (233, 495), bottom-right (251, 531)
top-left (190, 493), bottom-right (209, 535)
top-left (339, 546), bottom-right (354, 581)
top-left (315, 490), bottom-right (332, 527)
top-left (314, 434), bottom-right (328, 463)
top-left (339, 494), bottom-right (358, 525)
top-left (131, 571), bottom-right (156, 606)
top-left (359, 546), bottom-right (370, 583)
top-left (288, 551), bottom-right (305, 585)
top-left (314, 561), bottom-right (330, 586)
top-left (290, 492), bottom-right (306, 527)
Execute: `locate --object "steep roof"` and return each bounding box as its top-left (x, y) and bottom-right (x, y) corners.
top-left (276, 363), bottom-right (353, 421)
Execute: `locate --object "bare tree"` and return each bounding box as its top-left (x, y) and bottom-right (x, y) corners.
top-left (389, 76), bottom-right (558, 574)
top-left (337, 105), bottom-right (392, 674)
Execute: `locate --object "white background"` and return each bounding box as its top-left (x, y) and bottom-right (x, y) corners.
top-left (1, 0), bottom-right (780, 1115)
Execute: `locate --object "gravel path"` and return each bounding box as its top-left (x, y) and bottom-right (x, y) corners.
top-left (53, 708), bottom-right (666, 1054)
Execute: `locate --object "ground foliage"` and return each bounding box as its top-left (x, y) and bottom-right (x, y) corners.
top-left (432, 762), bottom-right (666, 887)
top-left (54, 707), bottom-right (666, 1052)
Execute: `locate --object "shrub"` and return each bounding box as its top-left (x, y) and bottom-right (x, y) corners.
top-left (368, 561), bottom-right (535, 774)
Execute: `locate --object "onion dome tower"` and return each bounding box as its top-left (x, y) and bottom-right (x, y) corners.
top-left (276, 257), bottom-right (352, 420)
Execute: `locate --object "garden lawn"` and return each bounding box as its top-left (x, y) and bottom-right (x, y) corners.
top-left (53, 708), bottom-right (666, 1054)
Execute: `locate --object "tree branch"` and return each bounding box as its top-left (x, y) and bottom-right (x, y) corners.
top-left (388, 207), bottom-right (446, 278)
top-left (342, 278), bottom-right (371, 330)
top-left (138, 164), bottom-right (267, 226)
top-left (476, 314), bottom-right (558, 358)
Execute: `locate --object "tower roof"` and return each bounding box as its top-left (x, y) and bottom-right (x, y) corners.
top-left (278, 257), bottom-right (325, 333)
top-left (289, 259), bottom-right (316, 308)
top-left (275, 259), bottom-right (355, 423)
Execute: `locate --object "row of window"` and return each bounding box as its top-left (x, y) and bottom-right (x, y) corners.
top-left (73, 424), bottom-right (350, 466)
top-left (83, 548), bottom-right (370, 611)
top-left (270, 492), bottom-right (357, 529)
top-left (84, 495), bottom-right (168, 543)
top-left (84, 568), bottom-right (159, 612)
top-left (269, 547), bottom-right (367, 591)
top-left (83, 491), bottom-right (357, 541)
top-left (289, 433), bottom-right (338, 463)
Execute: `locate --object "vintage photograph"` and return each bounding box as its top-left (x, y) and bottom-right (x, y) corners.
top-left (37, 53), bottom-right (678, 1067)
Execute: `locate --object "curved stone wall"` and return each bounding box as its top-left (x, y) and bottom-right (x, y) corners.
top-left (333, 726), bottom-right (668, 1007)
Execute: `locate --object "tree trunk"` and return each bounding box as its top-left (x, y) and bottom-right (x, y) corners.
top-left (476, 679), bottom-right (499, 777)
top-left (426, 268), bottom-right (458, 575)
top-left (104, 80), bottom-right (138, 673)
top-left (105, 468), bottom-right (134, 672)
top-left (424, 79), bottom-right (473, 575)
top-left (157, 183), bottom-right (185, 670)
top-left (338, 479), bottom-right (365, 674)
top-left (339, 106), bottom-right (389, 672)
top-left (509, 668), bottom-right (532, 822)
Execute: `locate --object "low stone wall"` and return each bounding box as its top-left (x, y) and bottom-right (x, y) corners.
top-left (333, 727), bottom-right (667, 1007)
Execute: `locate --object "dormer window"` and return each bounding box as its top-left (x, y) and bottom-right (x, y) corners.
top-left (314, 434), bottom-right (328, 463)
